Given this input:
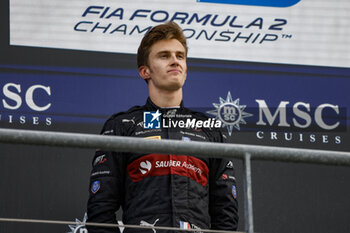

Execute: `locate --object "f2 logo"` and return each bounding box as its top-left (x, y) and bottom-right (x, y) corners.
top-left (197, 0), bottom-right (301, 8)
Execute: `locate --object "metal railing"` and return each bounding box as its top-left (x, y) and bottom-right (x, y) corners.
top-left (1, 128), bottom-right (350, 233)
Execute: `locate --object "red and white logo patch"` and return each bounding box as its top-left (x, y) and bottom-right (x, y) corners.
top-left (127, 154), bottom-right (209, 186)
top-left (139, 160), bottom-right (152, 174)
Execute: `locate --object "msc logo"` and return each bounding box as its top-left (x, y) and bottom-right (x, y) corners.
top-left (207, 91), bottom-right (253, 136)
top-left (67, 213), bottom-right (88, 233)
top-left (220, 103), bottom-right (241, 124)
top-left (143, 110), bottom-right (161, 129)
top-left (198, 0), bottom-right (301, 8)
top-left (1, 83), bottom-right (51, 111)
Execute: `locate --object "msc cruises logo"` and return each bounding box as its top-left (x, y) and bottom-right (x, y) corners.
top-left (207, 91), bottom-right (253, 136)
top-left (207, 91), bottom-right (344, 145)
top-left (198, 0), bottom-right (301, 7)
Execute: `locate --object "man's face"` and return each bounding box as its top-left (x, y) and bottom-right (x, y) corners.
top-left (141, 39), bottom-right (187, 92)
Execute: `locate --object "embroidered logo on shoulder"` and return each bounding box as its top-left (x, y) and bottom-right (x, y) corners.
top-left (93, 154), bottom-right (107, 166)
top-left (91, 180), bottom-right (100, 194)
top-left (226, 161), bottom-right (234, 169)
top-left (145, 136), bottom-right (161, 140)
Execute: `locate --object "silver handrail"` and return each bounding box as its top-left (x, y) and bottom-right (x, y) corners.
top-left (0, 128), bottom-right (349, 165)
top-left (1, 128), bottom-right (350, 233)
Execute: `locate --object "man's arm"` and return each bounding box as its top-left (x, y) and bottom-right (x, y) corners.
top-left (209, 132), bottom-right (239, 230)
top-left (87, 118), bottom-right (125, 233)
top-left (209, 158), bottom-right (239, 230)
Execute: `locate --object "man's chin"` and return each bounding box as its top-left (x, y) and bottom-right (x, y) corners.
top-left (162, 81), bottom-right (184, 91)
top-left (149, 78), bottom-right (185, 92)
top-left (166, 85), bottom-right (183, 92)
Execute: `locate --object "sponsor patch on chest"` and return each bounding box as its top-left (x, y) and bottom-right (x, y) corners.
top-left (127, 154), bottom-right (209, 186)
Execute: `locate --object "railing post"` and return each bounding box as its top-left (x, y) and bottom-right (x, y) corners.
top-left (243, 153), bottom-right (254, 233)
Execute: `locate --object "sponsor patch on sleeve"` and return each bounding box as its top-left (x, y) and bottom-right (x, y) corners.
top-left (221, 173), bottom-right (236, 182)
top-left (232, 185), bottom-right (237, 199)
top-left (91, 170), bottom-right (111, 177)
top-left (91, 180), bottom-right (100, 194)
top-left (226, 161), bottom-right (234, 169)
top-left (93, 154), bottom-right (107, 166)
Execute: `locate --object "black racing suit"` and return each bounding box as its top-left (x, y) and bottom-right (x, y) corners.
top-left (87, 98), bottom-right (238, 233)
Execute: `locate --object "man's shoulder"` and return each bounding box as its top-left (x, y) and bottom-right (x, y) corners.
top-left (100, 105), bottom-right (145, 135)
top-left (107, 105), bottom-right (144, 122)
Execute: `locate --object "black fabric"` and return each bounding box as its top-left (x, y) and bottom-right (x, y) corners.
top-left (87, 98), bottom-right (238, 233)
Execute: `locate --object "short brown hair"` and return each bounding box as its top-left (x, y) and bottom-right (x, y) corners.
top-left (137, 21), bottom-right (188, 68)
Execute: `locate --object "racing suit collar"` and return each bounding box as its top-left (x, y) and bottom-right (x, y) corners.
top-left (145, 97), bottom-right (184, 110)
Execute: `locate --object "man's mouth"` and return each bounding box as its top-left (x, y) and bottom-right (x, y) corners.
top-left (168, 69), bottom-right (181, 74)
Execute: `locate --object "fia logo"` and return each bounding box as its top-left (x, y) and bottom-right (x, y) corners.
top-left (143, 110), bottom-right (161, 129)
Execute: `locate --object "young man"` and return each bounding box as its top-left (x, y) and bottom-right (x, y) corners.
top-left (87, 22), bottom-right (238, 233)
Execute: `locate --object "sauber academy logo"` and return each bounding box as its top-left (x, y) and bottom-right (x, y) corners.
top-left (140, 160), bottom-right (152, 174)
top-left (207, 91), bottom-right (253, 136)
top-left (128, 154), bottom-right (209, 186)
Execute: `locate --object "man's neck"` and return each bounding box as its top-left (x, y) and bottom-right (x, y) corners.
top-left (148, 88), bottom-right (183, 108)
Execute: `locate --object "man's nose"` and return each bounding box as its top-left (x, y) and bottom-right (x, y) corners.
top-left (169, 54), bottom-right (180, 65)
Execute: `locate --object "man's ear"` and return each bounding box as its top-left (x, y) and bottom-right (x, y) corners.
top-left (139, 65), bottom-right (151, 81)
